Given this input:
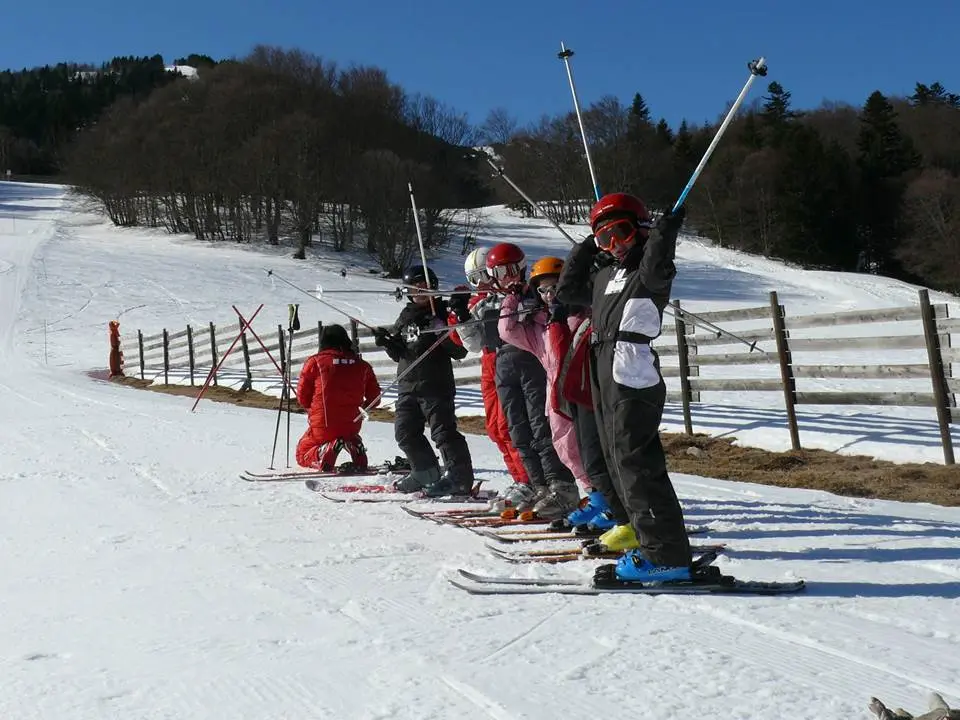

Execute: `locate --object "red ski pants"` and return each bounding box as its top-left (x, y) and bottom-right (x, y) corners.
top-left (481, 350), bottom-right (529, 484)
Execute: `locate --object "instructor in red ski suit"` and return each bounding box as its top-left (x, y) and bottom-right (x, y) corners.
top-left (295, 324), bottom-right (381, 471)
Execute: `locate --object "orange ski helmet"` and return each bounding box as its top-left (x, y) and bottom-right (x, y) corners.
top-left (529, 256), bottom-right (564, 287)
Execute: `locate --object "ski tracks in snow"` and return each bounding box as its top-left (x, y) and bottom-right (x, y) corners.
top-left (78, 428), bottom-right (173, 498)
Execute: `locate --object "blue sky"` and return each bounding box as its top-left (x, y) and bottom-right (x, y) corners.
top-left (2, 0), bottom-right (958, 130)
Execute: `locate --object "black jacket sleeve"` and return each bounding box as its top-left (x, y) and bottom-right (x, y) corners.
top-left (637, 216), bottom-right (680, 297)
top-left (443, 332), bottom-right (468, 360)
top-left (376, 326), bottom-right (407, 362)
top-left (556, 238), bottom-right (598, 307)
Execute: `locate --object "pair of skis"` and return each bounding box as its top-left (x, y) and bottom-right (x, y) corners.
top-left (242, 464), bottom-right (499, 504)
top-left (404, 507), bottom-right (804, 595)
top-left (308, 480), bottom-right (498, 504)
top-left (240, 464), bottom-right (392, 483)
top-left (452, 547), bottom-right (805, 596)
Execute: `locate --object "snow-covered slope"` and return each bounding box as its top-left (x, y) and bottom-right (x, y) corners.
top-left (1, 183), bottom-right (958, 719)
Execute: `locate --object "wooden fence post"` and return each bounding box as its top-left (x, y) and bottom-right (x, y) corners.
top-left (137, 329), bottom-right (145, 380)
top-left (208, 322), bottom-right (218, 387)
top-left (239, 320), bottom-right (252, 391)
top-left (162, 329), bottom-right (170, 386)
top-left (919, 289), bottom-right (955, 465)
top-left (672, 299), bottom-right (694, 435)
top-left (938, 304), bottom-right (955, 411)
top-left (187, 325), bottom-right (195, 386)
top-left (769, 291), bottom-right (801, 451)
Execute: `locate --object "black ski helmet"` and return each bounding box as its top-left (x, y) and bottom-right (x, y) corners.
top-left (319, 323), bottom-right (353, 352)
top-left (402, 264), bottom-right (439, 291)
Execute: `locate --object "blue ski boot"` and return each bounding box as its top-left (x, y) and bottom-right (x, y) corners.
top-left (564, 491), bottom-right (610, 528)
top-left (586, 510), bottom-right (618, 532)
top-left (614, 549), bottom-right (691, 583)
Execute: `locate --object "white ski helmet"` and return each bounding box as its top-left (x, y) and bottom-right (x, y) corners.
top-left (464, 247), bottom-right (490, 288)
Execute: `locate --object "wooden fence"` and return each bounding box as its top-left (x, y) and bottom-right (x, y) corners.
top-left (121, 289), bottom-right (958, 464)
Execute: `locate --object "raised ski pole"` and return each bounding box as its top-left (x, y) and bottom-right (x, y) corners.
top-left (408, 181), bottom-right (437, 315)
top-left (558, 42), bottom-right (601, 201)
top-left (672, 57), bottom-right (767, 213)
top-left (483, 157), bottom-right (767, 354)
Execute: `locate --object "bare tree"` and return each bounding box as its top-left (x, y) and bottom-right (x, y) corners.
top-left (899, 168), bottom-right (960, 291)
top-left (405, 94), bottom-right (477, 147)
top-left (354, 149), bottom-right (420, 274)
top-left (479, 107), bottom-right (518, 145)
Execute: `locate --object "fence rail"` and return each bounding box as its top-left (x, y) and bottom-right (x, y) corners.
top-left (120, 289), bottom-right (958, 464)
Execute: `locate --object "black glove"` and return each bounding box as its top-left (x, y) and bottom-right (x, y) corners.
top-left (374, 327), bottom-right (404, 353)
top-left (373, 327), bottom-right (392, 347)
top-left (657, 205), bottom-right (686, 234)
top-left (580, 234), bottom-right (601, 255)
top-left (548, 302), bottom-right (568, 325)
top-left (448, 289), bottom-right (470, 322)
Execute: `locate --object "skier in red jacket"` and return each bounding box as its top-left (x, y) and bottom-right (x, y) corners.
top-left (295, 324), bottom-right (381, 471)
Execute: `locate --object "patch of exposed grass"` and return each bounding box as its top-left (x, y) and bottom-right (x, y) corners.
top-left (113, 376), bottom-right (960, 507)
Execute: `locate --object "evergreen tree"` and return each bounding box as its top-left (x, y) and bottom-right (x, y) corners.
top-left (655, 118), bottom-right (673, 145)
top-left (628, 92), bottom-right (651, 126)
top-left (856, 91), bottom-right (921, 274)
top-left (776, 124), bottom-right (858, 267)
top-left (761, 82), bottom-right (796, 145)
top-left (740, 112), bottom-right (764, 149)
top-left (674, 120), bottom-right (694, 162)
top-left (174, 54), bottom-right (218, 69)
top-left (910, 82), bottom-right (960, 108)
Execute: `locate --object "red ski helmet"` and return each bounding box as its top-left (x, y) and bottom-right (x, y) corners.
top-left (589, 193), bottom-right (651, 230)
top-left (485, 242), bottom-right (527, 285)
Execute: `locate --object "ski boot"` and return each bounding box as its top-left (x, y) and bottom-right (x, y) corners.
top-left (612, 549), bottom-right (691, 583)
top-left (342, 436), bottom-right (369, 472)
top-left (585, 510), bottom-right (618, 533)
top-left (489, 482), bottom-right (538, 514)
top-left (313, 439), bottom-right (344, 472)
top-left (551, 490), bottom-right (610, 530)
top-left (423, 470), bottom-right (474, 498)
top-left (532, 482), bottom-right (581, 521)
top-left (597, 523), bottom-right (639, 552)
top-left (393, 466), bottom-right (441, 493)
top-left (383, 456), bottom-right (411, 473)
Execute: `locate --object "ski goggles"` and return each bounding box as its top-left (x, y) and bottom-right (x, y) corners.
top-left (466, 268), bottom-right (489, 287)
top-left (489, 263), bottom-right (524, 283)
top-left (593, 217), bottom-right (640, 254)
top-left (536, 283), bottom-right (558, 298)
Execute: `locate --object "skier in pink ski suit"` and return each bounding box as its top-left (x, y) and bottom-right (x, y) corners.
top-left (498, 258), bottom-right (591, 494)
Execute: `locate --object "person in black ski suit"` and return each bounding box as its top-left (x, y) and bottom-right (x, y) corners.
top-left (485, 242), bottom-right (577, 512)
top-left (374, 264), bottom-right (475, 497)
top-left (556, 193), bottom-right (692, 580)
